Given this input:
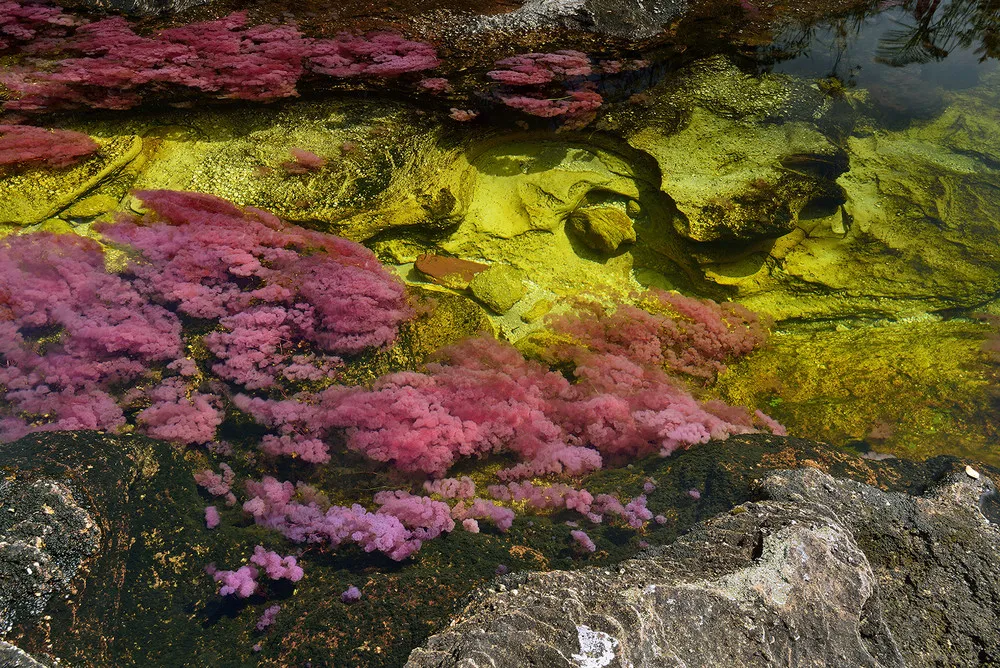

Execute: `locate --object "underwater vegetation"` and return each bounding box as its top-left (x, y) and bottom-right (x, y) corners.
top-left (0, 190), bottom-right (782, 572)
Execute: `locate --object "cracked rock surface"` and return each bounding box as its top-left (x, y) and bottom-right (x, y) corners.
top-left (407, 467), bottom-right (999, 667)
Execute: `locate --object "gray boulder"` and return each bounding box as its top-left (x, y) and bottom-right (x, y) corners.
top-left (407, 467), bottom-right (999, 667)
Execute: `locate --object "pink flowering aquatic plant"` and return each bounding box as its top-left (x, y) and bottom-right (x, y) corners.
top-left (0, 9), bottom-right (440, 113)
top-left (0, 190), bottom-right (411, 442)
top-left (0, 124), bottom-right (99, 168)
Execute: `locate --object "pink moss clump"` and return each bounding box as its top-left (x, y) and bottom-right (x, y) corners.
top-left (0, 233), bottom-right (183, 441)
top-left (448, 108), bottom-right (479, 122)
top-left (249, 545), bottom-right (304, 582)
top-left (487, 50), bottom-right (592, 85)
top-left (450, 498), bottom-right (514, 532)
top-left (0, 124), bottom-right (98, 168)
top-left (194, 464), bottom-right (237, 505)
top-left (1, 11), bottom-right (439, 113)
top-left (241, 476), bottom-right (425, 561)
top-left (0, 0), bottom-right (77, 52)
top-left (255, 604), bottom-right (280, 631)
top-left (236, 288), bottom-right (780, 477)
top-left (214, 546), bottom-right (303, 598)
top-left (570, 529), bottom-right (596, 553)
top-left (423, 476), bottom-right (476, 499)
top-left (99, 190), bottom-right (411, 391)
top-left (138, 377), bottom-right (223, 445)
top-left (214, 565), bottom-right (259, 598)
top-left (418, 77), bottom-right (451, 93)
top-left (205, 506), bottom-right (221, 529)
top-left (0, 191), bottom-right (411, 447)
top-left (486, 50), bottom-right (603, 125)
top-left (281, 148), bottom-right (326, 175)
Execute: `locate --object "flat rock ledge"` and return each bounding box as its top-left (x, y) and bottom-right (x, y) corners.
top-left (407, 467), bottom-right (1000, 667)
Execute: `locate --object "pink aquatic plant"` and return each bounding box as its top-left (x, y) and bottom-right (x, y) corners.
top-left (0, 124), bottom-right (98, 168)
top-left (487, 50), bottom-right (603, 125)
top-left (0, 233), bottom-right (182, 441)
top-left (570, 529), bottom-right (596, 553)
top-left (99, 190), bottom-right (411, 389)
top-left (0, 0), bottom-right (76, 52)
top-left (215, 565), bottom-right (259, 598)
top-left (205, 506), bottom-right (221, 529)
top-left (281, 148), bottom-right (326, 175)
top-left (255, 604), bottom-right (281, 631)
top-left (1, 11), bottom-right (439, 113)
top-left (236, 288), bottom-right (780, 477)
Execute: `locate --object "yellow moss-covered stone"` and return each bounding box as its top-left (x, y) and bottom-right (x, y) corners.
top-left (0, 134), bottom-right (141, 225)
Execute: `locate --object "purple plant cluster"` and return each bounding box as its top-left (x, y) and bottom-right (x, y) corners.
top-left (0, 0), bottom-right (76, 52)
top-left (0, 7), bottom-right (439, 112)
top-left (488, 50), bottom-right (603, 124)
top-left (213, 546), bottom-right (304, 598)
top-left (235, 290), bottom-right (781, 479)
top-left (0, 123), bottom-right (99, 168)
top-left (570, 529), bottom-right (596, 553)
top-left (0, 232), bottom-right (183, 441)
top-left (487, 481), bottom-right (651, 527)
top-left (0, 190), bottom-right (410, 444)
top-left (99, 190), bottom-right (412, 394)
top-left (0, 189), bottom-right (785, 615)
top-left (255, 604), bottom-right (281, 631)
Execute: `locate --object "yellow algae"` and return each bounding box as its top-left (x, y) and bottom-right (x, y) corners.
top-left (714, 319), bottom-right (999, 464)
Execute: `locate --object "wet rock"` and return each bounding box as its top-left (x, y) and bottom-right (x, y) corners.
top-left (0, 479), bottom-right (99, 635)
top-left (763, 467), bottom-right (1000, 666)
top-left (408, 490), bottom-right (896, 666)
top-left (64, 0), bottom-right (205, 15)
top-left (468, 264), bottom-right (526, 314)
top-left (414, 254), bottom-right (489, 289)
top-left (566, 205), bottom-right (636, 254)
top-left (627, 106), bottom-right (846, 242)
top-left (1, 432), bottom-right (207, 666)
top-left (408, 464), bottom-right (1000, 667)
top-left (0, 135), bottom-right (141, 227)
top-left (0, 642), bottom-right (48, 668)
top-left (461, 0), bottom-right (688, 40)
top-left (521, 298), bottom-right (553, 323)
top-left (61, 194), bottom-right (120, 220)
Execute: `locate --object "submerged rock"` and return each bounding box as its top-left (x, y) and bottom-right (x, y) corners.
top-left (414, 254), bottom-right (489, 290)
top-left (408, 466), bottom-right (1000, 667)
top-left (0, 479), bottom-right (99, 635)
top-left (468, 264), bottom-right (527, 314)
top-left (566, 205), bottom-right (636, 253)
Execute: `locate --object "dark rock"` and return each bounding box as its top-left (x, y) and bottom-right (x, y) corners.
top-left (0, 432), bottom-right (208, 666)
top-left (407, 465), bottom-right (1000, 667)
top-left (459, 0), bottom-right (688, 40)
top-left (61, 0), bottom-right (206, 15)
top-left (0, 478), bottom-right (99, 634)
top-left (566, 206), bottom-right (637, 254)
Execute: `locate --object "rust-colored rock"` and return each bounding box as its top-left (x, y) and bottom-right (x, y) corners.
top-left (415, 254), bottom-right (489, 289)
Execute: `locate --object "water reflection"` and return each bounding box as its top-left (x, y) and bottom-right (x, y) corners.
top-left (769, 0), bottom-right (999, 88)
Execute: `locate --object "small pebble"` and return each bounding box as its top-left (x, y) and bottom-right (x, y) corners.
top-left (966, 465), bottom-right (980, 480)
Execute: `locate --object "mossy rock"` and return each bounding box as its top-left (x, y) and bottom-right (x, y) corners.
top-left (469, 265), bottom-right (526, 314)
top-left (0, 135), bottom-right (141, 226)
